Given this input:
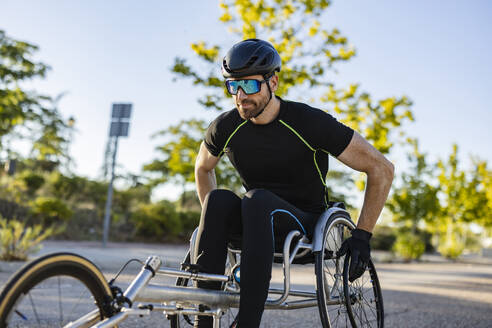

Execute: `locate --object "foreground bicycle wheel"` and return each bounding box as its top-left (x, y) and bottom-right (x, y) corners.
top-left (343, 257), bottom-right (384, 328)
top-left (0, 252), bottom-right (113, 328)
top-left (315, 211), bottom-right (355, 328)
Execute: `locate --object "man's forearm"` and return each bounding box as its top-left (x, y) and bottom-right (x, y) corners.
top-left (196, 167), bottom-right (217, 206)
top-left (356, 165), bottom-right (394, 233)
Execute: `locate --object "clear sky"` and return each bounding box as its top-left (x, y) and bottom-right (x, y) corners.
top-left (1, 0), bottom-right (491, 199)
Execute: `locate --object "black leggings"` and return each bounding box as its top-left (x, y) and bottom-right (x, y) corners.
top-left (194, 189), bottom-right (319, 328)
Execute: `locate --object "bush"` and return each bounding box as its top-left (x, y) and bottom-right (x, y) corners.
top-left (371, 225), bottom-right (397, 250)
top-left (0, 218), bottom-right (57, 261)
top-left (438, 234), bottom-right (465, 259)
top-left (393, 231), bottom-right (426, 261)
top-left (20, 171), bottom-right (45, 195)
top-left (131, 201), bottom-right (182, 241)
top-left (30, 197), bottom-right (73, 225)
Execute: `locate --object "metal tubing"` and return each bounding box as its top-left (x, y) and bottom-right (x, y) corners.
top-left (91, 311), bottom-right (128, 328)
top-left (268, 288), bottom-right (316, 298)
top-left (265, 299), bottom-right (318, 310)
top-left (64, 309), bottom-right (100, 328)
top-left (266, 230), bottom-right (300, 305)
top-left (156, 267), bottom-right (229, 282)
top-left (149, 304), bottom-right (220, 316)
top-left (136, 284), bottom-right (240, 307)
top-left (123, 256), bottom-right (162, 303)
top-left (289, 236), bottom-right (312, 263)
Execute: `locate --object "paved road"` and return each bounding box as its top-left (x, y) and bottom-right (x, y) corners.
top-left (1, 241), bottom-right (491, 327)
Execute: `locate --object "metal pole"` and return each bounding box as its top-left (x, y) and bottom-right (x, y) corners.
top-left (103, 136), bottom-right (119, 247)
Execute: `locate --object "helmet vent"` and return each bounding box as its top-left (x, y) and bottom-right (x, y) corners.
top-left (246, 56), bottom-right (258, 68)
top-left (260, 53), bottom-right (272, 66)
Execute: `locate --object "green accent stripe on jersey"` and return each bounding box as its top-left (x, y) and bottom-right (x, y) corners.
top-left (279, 119), bottom-right (330, 208)
top-left (218, 120), bottom-right (248, 157)
top-left (279, 120), bottom-right (315, 152)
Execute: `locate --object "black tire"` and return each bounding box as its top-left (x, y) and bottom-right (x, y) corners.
top-left (315, 212), bottom-right (355, 328)
top-left (169, 250), bottom-right (239, 327)
top-left (0, 252), bottom-right (113, 328)
top-left (343, 256), bottom-right (384, 327)
top-left (169, 251), bottom-right (194, 327)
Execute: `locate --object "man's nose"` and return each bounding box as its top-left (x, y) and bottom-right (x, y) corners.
top-left (237, 87), bottom-right (248, 100)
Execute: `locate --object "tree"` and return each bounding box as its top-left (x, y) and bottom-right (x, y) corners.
top-left (387, 140), bottom-right (440, 229)
top-left (144, 119), bottom-right (243, 193)
top-left (0, 30), bottom-right (74, 169)
top-left (149, 0), bottom-right (415, 197)
top-left (386, 140), bottom-right (440, 259)
top-left (434, 144), bottom-right (489, 258)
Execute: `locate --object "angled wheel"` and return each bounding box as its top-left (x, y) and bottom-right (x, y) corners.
top-left (169, 249), bottom-right (239, 327)
top-left (0, 252), bottom-right (113, 328)
top-left (169, 251), bottom-right (195, 327)
top-left (315, 211), bottom-right (354, 328)
top-left (343, 257), bottom-right (384, 327)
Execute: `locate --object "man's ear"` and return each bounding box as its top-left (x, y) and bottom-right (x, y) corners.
top-left (269, 74), bottom-right (279, 92)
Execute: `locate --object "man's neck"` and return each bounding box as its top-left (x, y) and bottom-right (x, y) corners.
top-left (250, 96), bottom-right (281, 125)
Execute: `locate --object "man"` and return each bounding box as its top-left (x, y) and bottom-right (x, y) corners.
top-left (194, 39), bottom-right (394, 328)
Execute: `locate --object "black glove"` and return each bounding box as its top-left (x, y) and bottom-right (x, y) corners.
top-left (336, 228), bottom-right (372, 282)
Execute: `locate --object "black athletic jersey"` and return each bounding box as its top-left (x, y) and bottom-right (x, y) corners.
top-left (204, 98), bottom-right (354, 213)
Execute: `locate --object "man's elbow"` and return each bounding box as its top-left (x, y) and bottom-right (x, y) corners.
top-left (368, 158), bottom-right (394, 185)
top-left (195, 164), bottom-right (213, 179)
top-left (382, 159), bottom-right (395, 185)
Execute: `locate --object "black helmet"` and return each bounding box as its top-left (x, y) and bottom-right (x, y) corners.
top-left (222, 39), bottom-right (281, 79)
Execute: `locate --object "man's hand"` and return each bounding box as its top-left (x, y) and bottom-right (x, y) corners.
top-left (337, 228), bottom-right (372, 282)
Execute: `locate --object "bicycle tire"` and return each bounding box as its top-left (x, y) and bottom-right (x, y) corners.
top-left (343, 256), bottom-right (384, 327)
top-left (0, 252), bottom-right (113, 328)
top-left (315, 211), bottom-right (355, 328)
top-left (168, 251), bottom-right (194, 327)
top-left (169, 250), bottom-right (239, 327)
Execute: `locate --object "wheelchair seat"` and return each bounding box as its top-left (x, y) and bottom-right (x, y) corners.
top-left (226, 201), bottom-right (345, 265)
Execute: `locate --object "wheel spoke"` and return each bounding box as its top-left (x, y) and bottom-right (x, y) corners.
top-left (28, 292), bottom-right (41, 325)
top-left (58, 276), bottom-right (64, 325)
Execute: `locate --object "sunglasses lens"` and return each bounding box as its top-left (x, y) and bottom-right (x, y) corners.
top-left (241, 80), bottom-right (259, 94)
top-left (226, 80), bottom-right (261, 95)
top-left (226, 80), bottom-right (238, 94)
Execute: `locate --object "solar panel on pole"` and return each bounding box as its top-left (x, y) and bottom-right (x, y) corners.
top-left (103, 103), bottom-right (133, 247)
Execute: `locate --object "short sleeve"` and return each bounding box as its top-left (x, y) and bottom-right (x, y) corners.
top-left (295, 105), bottom-right (354, 157)
top-left (204, 118), bottom-right (223, 157)
top-left (316, 112), bottom-right (354, 157)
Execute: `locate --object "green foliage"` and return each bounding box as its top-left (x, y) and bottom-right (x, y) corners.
top-left (371, 225), bottom-right (396, 251)
top-left (0, 30), bottom-right (48, 140)
top-left (387, 140), bottom-right (440, 232)
top-left (392, 231), bottom-right (425, 261)
top-left (0, 217), bottom-right (56, 261)
top-left (163, 0), bottom-right (415, 197)
top-left (0, 30), bottom-right (74, 168)
top-left (19, 170), bottom-right (45, 196)
top-left (432, 144), bottom-right (490, 258)
top-left (30, 196), bottom-right (72, 225)
top-left (470, 160), bottom-right (492, 228)
top-left (144, 119), bottom-right (243, 192)
top-left (437, 231), bottom-right (465, 260)
top-left (131, 200), bottom-right (200, 241)
top-left (30, 95), bottom-right (75, 167)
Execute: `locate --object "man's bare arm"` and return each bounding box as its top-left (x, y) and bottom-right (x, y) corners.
top-left (336, 132), bottom-right (394, 233)
top-left (195, 142), bottom-right (220, 206)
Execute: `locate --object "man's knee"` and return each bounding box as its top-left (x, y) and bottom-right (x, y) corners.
top-left (204, 189), bottom-right (240, 208)
top-left (243, 188), bottom-right (272, 205)
top-left (242, 188), bottom-right (275, 222)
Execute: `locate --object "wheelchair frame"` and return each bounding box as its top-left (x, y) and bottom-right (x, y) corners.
top-left (0, 205), bottom-right (384, 328)
top-left (66, 206), bottom-right (351, 328)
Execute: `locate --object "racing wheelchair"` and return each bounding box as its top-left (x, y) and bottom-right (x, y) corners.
top-left (0, 203), bottom-right (383, 327)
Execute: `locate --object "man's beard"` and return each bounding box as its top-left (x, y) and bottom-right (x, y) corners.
top-left (236, 95), bottom-right (269, 120)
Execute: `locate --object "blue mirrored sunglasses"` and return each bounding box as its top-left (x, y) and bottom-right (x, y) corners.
top-left (225, 79), bottom-right (269, 95)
